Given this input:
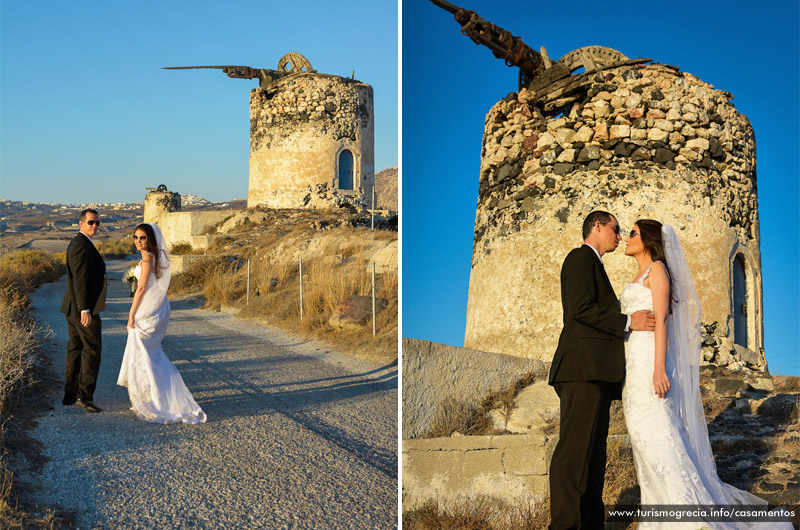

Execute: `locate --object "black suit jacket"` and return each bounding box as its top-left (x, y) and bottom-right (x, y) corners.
top-left (60, 233), bottom-right (107, 317)
top-left (549, 245), bottom-right (627, 393)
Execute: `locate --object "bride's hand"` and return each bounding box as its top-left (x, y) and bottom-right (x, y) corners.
top-left (653, 370), bottom-right (670, 399)
top-left (127, 317), bottom-right (135, 329)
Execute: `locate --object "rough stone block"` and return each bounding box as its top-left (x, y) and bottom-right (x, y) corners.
top-left (553, 163), bottom-right (576, 176)
top-left (653, 119), bottom-right (674, 132)
top-left (647, 128), bottom-right (669, 142)
top-left (610, 125), bottom-right (631, 139)
top-left (537, 132), bottom-right (555, 149)
top-left (679, 147), bottom-right (703, 162)
top-left (686, 137), bottom-right (710, 151)
top-left (557, 149), bottom-right (578, 163)
top-left (573, 126), bottom-right (595, 143)
top-left (577, 145), bottom-right (601, 162)
top-left (593, 122), bottom-right (609, 140)
top-left (555, 128), bottom-right (576, 145)
top-left (628, 107), bottom-right (644, 119)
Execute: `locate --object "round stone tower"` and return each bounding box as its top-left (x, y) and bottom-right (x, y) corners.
top-left (143, 185), bottom-right (181, 224)
top-left (247, 74), bottom-right (375, 210)
top-left (464, 61), bottom-right (765, 371)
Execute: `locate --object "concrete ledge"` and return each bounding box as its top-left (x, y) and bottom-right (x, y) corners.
top-left (403, 434), bottom-right (632, 510)
top-left (402, 434), bottom-right (557, 510)
top-left (402, 337), bottom-right (550, 439)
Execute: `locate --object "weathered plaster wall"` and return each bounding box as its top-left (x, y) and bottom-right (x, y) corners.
top-left (402, 338), bottom-right (549, 440)
top-left (465, 63), bottom-right (764, 370)
top-left (143, 191), bottom-right (181, 225)
top-left (157, 210), bottom-right (235, 251)
top-left (403, 434), bottom-right (558, 511)
top-left (248, 74), bottom-right (374, 210)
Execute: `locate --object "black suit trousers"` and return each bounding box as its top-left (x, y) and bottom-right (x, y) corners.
top-left (64, 314), bottom-right (102, 401)
top-left (548, 381), bottom-right (613, 530)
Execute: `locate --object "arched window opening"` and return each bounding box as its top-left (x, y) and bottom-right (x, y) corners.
top-left (338, 150), bottom-right (354, 190)
top-left (733, 254), bottom-right (748, 347)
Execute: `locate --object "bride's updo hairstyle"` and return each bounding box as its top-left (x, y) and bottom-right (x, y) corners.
top-left (134, 223), bottom-right (166, 279)
top-left (636, 218), bottom-right (676, 304)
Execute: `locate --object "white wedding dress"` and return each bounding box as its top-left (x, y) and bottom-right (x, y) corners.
top-left (117, 225), bottom-right (206, 424)
top-left (619, 226), bottom-right (790, 529)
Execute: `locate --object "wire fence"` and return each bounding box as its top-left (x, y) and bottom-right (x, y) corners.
top-left (175, 253), bottom-right (395, 337)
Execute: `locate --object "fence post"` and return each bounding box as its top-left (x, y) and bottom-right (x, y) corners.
top-left (299, 258), bottom-right (304, 320)
top-left (246, 258), bottom-right (250, 305)
top-left (372, 261), bottom-right (376, 336)
top-left (371, 186), bottom-right (375, 231)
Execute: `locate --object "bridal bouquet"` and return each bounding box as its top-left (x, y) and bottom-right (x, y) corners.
top-left (123, 265), bottom-right (137, 297)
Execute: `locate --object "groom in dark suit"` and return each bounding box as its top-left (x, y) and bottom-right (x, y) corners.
top-left (60, 208), bottom-right (107, 413)
top-left (548, 211), bottom-right (654, 529)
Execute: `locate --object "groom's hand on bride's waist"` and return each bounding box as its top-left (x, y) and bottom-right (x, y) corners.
top-left (630, 310), bottom-right (655, 331)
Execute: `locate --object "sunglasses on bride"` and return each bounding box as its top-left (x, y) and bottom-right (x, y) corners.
top-left (629, 230), bottom-right (640, 238)
top-left (133, 235), bottom-right (147, 241)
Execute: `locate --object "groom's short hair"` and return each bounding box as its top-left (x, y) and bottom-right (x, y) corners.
top-left (79, 208), bottom-right (98, 222)
top-left (582, 211), bottom-right (613, 240)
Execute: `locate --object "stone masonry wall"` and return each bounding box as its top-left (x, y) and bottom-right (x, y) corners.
top-left (465, 63), bottom-right (765, 371)
top-left (248, 74), bottom-right (374, 210)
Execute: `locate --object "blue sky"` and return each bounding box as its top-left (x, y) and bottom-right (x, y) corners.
top-left (402, 0), bottom-right (799, 376)
top-left (0, 0), bottom-right (397, 204)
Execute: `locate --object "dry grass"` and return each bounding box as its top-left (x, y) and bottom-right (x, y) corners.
top-left (170, 242), bottom-right (194, 255)
top-left (94, 235), bottom-right (135, 259)
top-left (773, 375), bottom-right (800, 393)
top-left (427, 397), bottom-right (495, 438)
top-left (0, 250), bottom-right (64, 297)
top-left (426, 372), bottom-right (544, 438)
top-left (0, 293), bottom-right (40, 413)
top-left (0, 250), bottom-right (66, 528)
top-left (403, 495), bottom-right (550, 530)
top-left (170, 225), bottom-right (398, 361)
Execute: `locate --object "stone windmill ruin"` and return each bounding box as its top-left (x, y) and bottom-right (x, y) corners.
top-left (432, 0), bottom-right (765, 371)
top-left (164, 52), bottom-right (375, 211)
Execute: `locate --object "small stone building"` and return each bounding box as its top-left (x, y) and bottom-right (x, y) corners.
top-left (464, 62), bottom-right (765, 371)
top-left (248, 73), bottom-right (375, 210)
top-left (143, 186), bottom-right (233, 251)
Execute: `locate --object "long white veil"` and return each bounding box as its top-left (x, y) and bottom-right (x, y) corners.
top-left (662, 225), bottom-right (715, 476)
top-left (662, 225), bottom-right (789, 523)
top-left (134, 223), bottom-right (171, 320)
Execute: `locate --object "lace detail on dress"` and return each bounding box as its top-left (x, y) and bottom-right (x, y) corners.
top-left (619, 261), bottom-right (789, 529)
top-left (118, 256), bottom-right (206, 424)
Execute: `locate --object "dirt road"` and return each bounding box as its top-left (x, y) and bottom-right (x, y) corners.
top-left (17, 259), bottom-right (398, 529)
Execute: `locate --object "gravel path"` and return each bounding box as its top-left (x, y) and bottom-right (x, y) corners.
top-left (20, 259), bottom-right (398, 529)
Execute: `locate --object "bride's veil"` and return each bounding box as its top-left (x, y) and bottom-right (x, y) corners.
top-left (135, 223), bottom-right (171, 318)
top-left (149, 222), bottom-right (171, 293)
top-left (662, 225), bottom-right (717, 477)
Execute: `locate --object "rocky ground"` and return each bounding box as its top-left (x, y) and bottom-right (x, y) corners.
top-left (700, 367), bottom-right (799, 506)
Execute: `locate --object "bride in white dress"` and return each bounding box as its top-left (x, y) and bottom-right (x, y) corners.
top-left (619, 219), bottom-right (790, 529)
top-left (117, 223), bottom-right (206, 424)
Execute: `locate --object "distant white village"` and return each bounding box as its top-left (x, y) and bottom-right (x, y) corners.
top-left (0, 196), bottom-right (242, 235)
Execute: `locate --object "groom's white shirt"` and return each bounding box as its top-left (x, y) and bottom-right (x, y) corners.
top-left (582, 243), bottom-right (631, 332)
